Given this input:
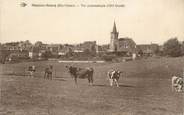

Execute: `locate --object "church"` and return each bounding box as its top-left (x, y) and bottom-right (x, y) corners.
top-left (109, 22), bottom-right (137, 54)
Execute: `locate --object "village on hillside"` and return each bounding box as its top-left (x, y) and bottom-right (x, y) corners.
top-left (0, 22), bottom-right (184, 63)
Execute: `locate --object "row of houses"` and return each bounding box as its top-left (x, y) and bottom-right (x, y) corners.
top-left (0, 22), bottom-right (163, 61)
top-left (0, 40), bottom-right (98, 60)
top-left (0, 40), bottom-right (160, 60)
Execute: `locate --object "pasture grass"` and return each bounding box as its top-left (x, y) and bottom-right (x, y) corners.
top-left (0, 57), bottom-right (184, 115)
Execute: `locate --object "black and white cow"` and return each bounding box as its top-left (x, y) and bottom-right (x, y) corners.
top-left (66, 66), bottom-right (94, 85)
top-left (28, 65), bottom-right (36, 77)
top-left (172, 76), bottom-right (184, 92)
top-left (107, 70), bottom-right (122, 87)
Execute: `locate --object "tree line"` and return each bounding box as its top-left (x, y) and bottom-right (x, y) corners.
top-left (0, 37), bottom-right (184, 64)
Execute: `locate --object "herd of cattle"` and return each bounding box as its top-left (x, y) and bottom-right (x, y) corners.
top-left (27, 65), bottom-right (184, 92)
top-left (28, 65), bottom-right (53, 80)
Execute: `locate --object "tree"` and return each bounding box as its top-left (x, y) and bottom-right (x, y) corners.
top-left (163, 38), bottom-right (182, 57)
top-left (42, 50), bottom-right (52, 59)
top-left (102, 54), bottom-right (116, 62)
top-left (83, 49), bottom-right (91, 56)
top-left (0, 50), bottom-right (10, 64)
top-left (138, 49), bottom-right (143, 56)
top-left (35, 41), bottom-right (43, 48)
top-left (181, 41), bottom-right (184, 56)
top-left (66, 48), bottom-right (73, 57)
top-left (25, 40), bottom-right (32, 45)
top-left (91, 45), bottom-right (96, 56)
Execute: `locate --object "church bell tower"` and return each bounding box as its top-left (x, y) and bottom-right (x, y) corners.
top-left (109, 21), bottom-right (119, 52)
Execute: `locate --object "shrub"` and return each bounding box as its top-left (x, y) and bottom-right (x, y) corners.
top-left (163, 38), bottom-right (182, 57)
top-left (102, 54), bottom-right (116, 62)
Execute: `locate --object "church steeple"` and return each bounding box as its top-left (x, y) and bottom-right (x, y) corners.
top-left (110, 21), bottom-right (119, 52)
top-left (112, 21), bottom-right (118, 33)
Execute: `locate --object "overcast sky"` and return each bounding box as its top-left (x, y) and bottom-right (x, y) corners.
top-left (1, 0), bottom-right (184, 45)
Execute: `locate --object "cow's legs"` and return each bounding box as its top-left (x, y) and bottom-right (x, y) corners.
top-left (74, 77), bottom-right (77, 85)
top-left (175, 85), bottom-right (178, 92)
top-left (49, 73), bottom-right (52, 80)
top-left (175, 85), bottom-right (181, 92)
top-left (172, 83), bottom-right (178, 92)
top-left (172, 78), bottom-right (176, 92)
top-left (88, 77), bottom-right (91, 85)
top-left (175, 84), bottom-right (180, 92)
top-left (176, 86), bottom-right (179, 92)
top-left (90, 76), bottom-right (94, 85)
top-left (90, 72), bottom-right (94, 85)
top-left (88, 76), bottom-right (93, 86)
top-left (177, 85), bottom-right (182, 92)
top-left (109, 79), bottom-right (113, 86)
top-left (114, 79), bottom-right (119, 87)
top-left (181, 84), bottom-right (184, 91)
top-left (30, 71), bottom-right (33, 78)
top-left (46, 73), bottom-right (48, 79)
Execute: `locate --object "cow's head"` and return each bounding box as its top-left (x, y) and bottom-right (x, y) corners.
top-left (65, 66), bottom-right (77, 77)
top-left (65, 65), bottom-right (73, 70)
top-left (65, 65), bottom-right (71, 72)
top-left (28, 65), bottom-right (36, 71)
top-left (65, 65), bottom-right (69, 69)
top-left (116, 71), bottom-right (123, 77)
top-left (116, 70), bottom-right (122, 74)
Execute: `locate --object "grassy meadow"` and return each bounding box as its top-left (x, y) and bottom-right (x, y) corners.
top-left (0, 57), bottom-right (184, 115)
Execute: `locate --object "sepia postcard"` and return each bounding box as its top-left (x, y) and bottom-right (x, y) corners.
top-left (0, 0), bottom-right (184, 115)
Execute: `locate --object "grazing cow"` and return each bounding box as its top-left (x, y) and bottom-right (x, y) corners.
top-left (28, 65), bottom-right (36, 77)
top-left (172, 76), bottom-right (183, 92)
top-left (107, 70), bottom-right (122, 87)
top-left (44, 65), bottom-right (53, 80)
top-left (66, 66), bottom-right (94, 85)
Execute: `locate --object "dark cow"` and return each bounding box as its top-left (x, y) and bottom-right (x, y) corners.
top-left (28, 65), bottom-right (36, 77)
top-left (66, 66), bottom-right (94, 85)
top-left (107, 70), bottom-right (122, 87)
top-left (44, 65), bottom-right (53, 80)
